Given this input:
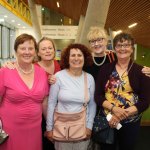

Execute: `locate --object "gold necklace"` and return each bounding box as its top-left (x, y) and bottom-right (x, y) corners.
top-left (17, 63), bottom-right (34, 74)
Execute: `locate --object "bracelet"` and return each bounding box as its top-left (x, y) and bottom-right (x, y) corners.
top-left (110, 105), bottom-right (115, 113)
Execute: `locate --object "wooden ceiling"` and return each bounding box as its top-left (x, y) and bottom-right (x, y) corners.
top-left (105, 0), bottom-right (150, 48)
top-left (26, 0), bottom-right (150, 48)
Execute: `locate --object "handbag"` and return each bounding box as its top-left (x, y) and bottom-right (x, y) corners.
top-left (92, 114), bottom-right (114, 144)
top-left (52, 73), bottom-right (88, 142)
top-left (0, 119), bottom-right (9, 145)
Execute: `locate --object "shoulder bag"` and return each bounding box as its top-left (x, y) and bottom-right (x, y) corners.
top-left (92, 112), bottom-right (114, 144)
top-left (52, 72), bottom-right (88, 142)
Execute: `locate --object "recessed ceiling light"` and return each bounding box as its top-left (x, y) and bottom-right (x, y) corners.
top-left (57, 2), bottom-right (60, 8)
top-left (11, 20), bottom-right (15, 22)
top-left (4, 15), bottom-right (8, 18)
top-left (18, 24), bottom-right (21, 26)
top-left (115, 30), bottom-right (122, 34)
top-left (128, 23), bottom-right (137, 28)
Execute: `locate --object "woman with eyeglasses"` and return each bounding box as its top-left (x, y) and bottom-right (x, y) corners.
top-left (86, 27), bottom-right (150, 150)
top-left (85, 26), bottom-right (116, 82)
top-left (86, 27), bottom-right (150, 82)
top-left (95, 33), bottom-right (150, 150)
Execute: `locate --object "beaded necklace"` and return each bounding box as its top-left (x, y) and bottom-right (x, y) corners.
top-left (17, 63), bottom-right (34, 74)
top-left (92, 53), bottom-right (106, 66)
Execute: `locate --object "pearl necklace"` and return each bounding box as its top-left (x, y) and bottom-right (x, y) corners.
top-left (17, 63), bottom-right (34, 74)
top-left (92, 53), bottom-right (106, 66)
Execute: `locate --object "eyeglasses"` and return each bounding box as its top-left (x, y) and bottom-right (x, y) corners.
top-left (89, 38), bottom-right (104, 45)
top-left (115, 44), bottom-right (131, 49)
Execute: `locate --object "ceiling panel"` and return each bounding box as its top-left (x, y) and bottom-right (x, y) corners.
top-left (24, 0), bottom-right (150, 48)
top-left (34, 0), bottom-right (89, 21)
top-left (105, 0), bottom-right (150, 48)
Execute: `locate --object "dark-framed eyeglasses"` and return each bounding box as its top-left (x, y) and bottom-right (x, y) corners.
top-left (89, 38), bottom-right (104, 45)
top-left (115, 44), bottom-right (131, 49)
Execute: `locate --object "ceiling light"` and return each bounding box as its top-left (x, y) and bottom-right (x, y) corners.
top-left (11, 20), bottom-right (15, 22)
top-left (57, 2), bottom-right (60, 8)
top-left (128, 23), bottom-right (137, 28)
top-left (0, 19), bottom-right (4, 22)
top-left (115, 30), bottom-right (122, 34)
top-left (42, 8), bottom-right (45, 11)
top-left (18, 24), bottom-right (21, 26)
top-left (69, 19), bottom-right (72, 24)
top-left (4, 15), bottom-right (8, 18)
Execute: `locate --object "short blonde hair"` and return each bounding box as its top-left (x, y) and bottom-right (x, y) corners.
top-left (87, 26), bottom-right (108, 41)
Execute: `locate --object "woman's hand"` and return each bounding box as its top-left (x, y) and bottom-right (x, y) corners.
top-left (3, 61), bottom-right (16, 69)
top-left (125, 106), bottom-right (138, 117)
top-left (46, 130), bottom-right (53, 142)
top-left (48, 74), bottom-right (56, 84)
top-left (86, 128), bottom-right (92, 139)
top-left (108, 114), bottom-right (120, 128)
top-left (112, 106), bottom-right (129, 121)
top-left (142, 66), bottom-right (150, 77)
top-left (103, 101), bottom-right (128, 120)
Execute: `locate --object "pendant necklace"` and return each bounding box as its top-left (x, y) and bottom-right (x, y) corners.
top-left (92, 53), bottom-right (106, 66)
top-left (17, 63), bottom-right (34, 74)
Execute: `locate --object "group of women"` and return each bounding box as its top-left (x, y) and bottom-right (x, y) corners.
top-left (0, 27), bottom-right (150, 150)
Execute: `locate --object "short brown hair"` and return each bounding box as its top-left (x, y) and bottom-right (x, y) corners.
top-left (14, 33), bottom-right (37, 52)
top-left (60, 43), bottom-right (93, 69)
top-left (113, 33), bottom-right (135, 50)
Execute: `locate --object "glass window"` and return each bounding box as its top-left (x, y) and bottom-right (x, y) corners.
top-left (2, 26), bottom-right (9, 58)
top-left (10, 29), bottom-right (15, 58)
top-left (42, 7), bottom-right (78, 26)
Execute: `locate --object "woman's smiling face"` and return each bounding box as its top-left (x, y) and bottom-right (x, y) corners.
top-left (69, 48), bottom-right (84, 70)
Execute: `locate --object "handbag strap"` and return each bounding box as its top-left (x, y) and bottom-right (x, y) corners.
top-left (55, 72), bottom-right (89, 111)
top-left (0, 119), bottom-right (2, 133)
top-left (84, 72), bottom-right (89, 107)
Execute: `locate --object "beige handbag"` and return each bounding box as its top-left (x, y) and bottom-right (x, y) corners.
top-left (52, 73), bottom-right (88, 142)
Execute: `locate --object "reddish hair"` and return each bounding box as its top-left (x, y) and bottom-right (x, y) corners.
top-left (60, 43), bottom-right (93, 69)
